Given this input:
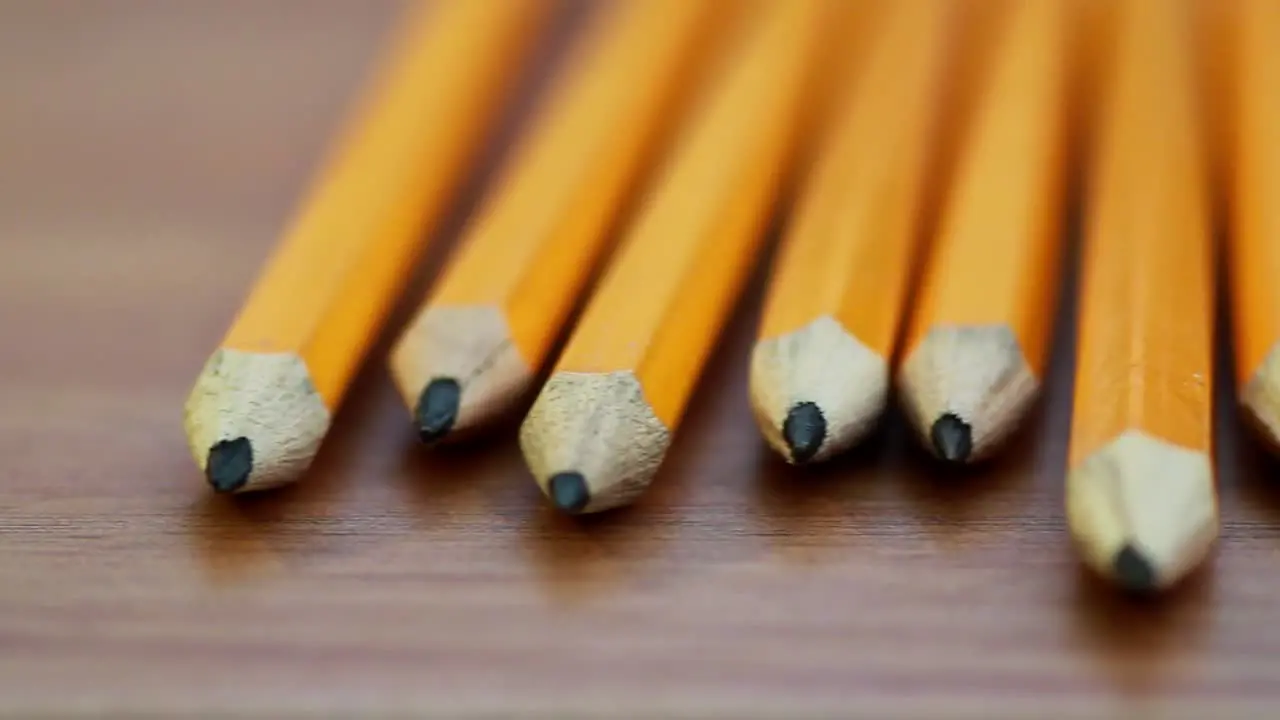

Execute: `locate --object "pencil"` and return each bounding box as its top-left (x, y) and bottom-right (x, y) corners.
top-left (749, 0), bottom-right (955, 465)
top-left (1230, 2), bottom-right (1280, 451)
top-left (182, 0), bottom-right (550, 493)
top-left (897, 0), bottom-right (1073, 464)
top-left (519, 0), bottom-right (834, 515)
top-left (1066, 0), bottom-right (1216, 593)
top-left (389, 0), bottom-right (722, 445)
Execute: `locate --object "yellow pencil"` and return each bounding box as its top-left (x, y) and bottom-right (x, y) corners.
top-left (520, 0), bottom-right (840, 514)
top-left (389, 0), bottom-right (723, 445)
top-left (184, 1), bottom-right (550, 493)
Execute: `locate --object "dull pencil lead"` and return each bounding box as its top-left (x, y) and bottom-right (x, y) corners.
top-left (548, 472), bottom-right (591, 514)
top-left (782, 402), bottom-right (827, 465)
top-left (206, 437), bottom-right (253, 494)
top-left (930, 413), bottom-right (973, 463)
top-left (415, 377), bottom-right (461, 445)
top-left (1112, 544), bottom-right (1158, 594)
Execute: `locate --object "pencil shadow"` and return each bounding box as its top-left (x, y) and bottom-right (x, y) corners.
top-left (510, 291), bottom-right (718, 605)
top-left (751, 415), bottom-right (896, 538)
top-left (1211, 250), bottom-right (1280, 524)
top-left (183, 492), bottom-right (292, 584)
top-left (398, 425), bottom-right (533, 521)
top-left (894, 398), bottom-right (1043, 530)
top-left (515, 372), bottom-right (715, 605)
top-left (1227, 425), bottom-right (1280, 521)
top-left (521, 502), bottom-right (675, 605)
top-left (182, 377), bottom-right (389, 583)
top-left (1068, 560), bottom-right (1216, 695)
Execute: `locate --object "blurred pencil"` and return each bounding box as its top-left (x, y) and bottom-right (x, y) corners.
top-left (1230, 2), bottom-right (1280, 451)
top-left (183, 0), bottom-right (550, 493)
top-left (897, 0), bottom-right (1073, 464)
top-left (520, 0), bottom-right (836, 515)
top-left (1067, 0), bottom-right (1216, 593)
top-left (389, 0), bottom-right (723, 445)
top-left (749, 0), bottom-right (955, 465)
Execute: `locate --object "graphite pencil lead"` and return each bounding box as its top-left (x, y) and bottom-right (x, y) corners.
top-left (782, 401), bottom-right (827, 465)
top-left (205, 437), bottom-right (253, 494)
top-left (930, 413), bottom-right (973, 464)
top-left (548, 471), bottom-right (591, 514)
top-left (749, 317), bottom-right (891, 464)
top-left (415, 377), bottom-right (461, 444)
top-left (1111, 544), bottom-right (1158, 594)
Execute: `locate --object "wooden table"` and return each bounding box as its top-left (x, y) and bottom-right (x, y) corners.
top-left (2, 1), bottom-right (1277, 716)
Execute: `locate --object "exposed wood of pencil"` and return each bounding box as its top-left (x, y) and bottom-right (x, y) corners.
top-left (1230, 1), bottom-right (1280, 451)
top-left (182, 0), bottom-right (548, 493)
top-left (388, 0), bottom-right (722, 445)
top-left (896, 0), bottom-right (1073, 464)
top-left (1067, 0), bottom-right (1217, 593)
top-left (749, 0), bottom-right (955, 465)
top-left (519, 0), bottom-right (833, 515)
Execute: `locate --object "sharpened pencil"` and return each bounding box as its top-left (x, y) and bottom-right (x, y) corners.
top-left (519, 0), bottom-right (839, 514)
top-left (183, 0), bottom-right (550, 493)
top-left (1067, 0), bottom-right (1217, 594)
top-left (389, 0), bottom-right (723, 445)
top-left (750, 0), bottom-right (956, 465)
top-left (897, 0), bottom-right (1074, 464)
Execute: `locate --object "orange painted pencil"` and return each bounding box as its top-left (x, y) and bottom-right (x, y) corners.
top-left (519, 0), bottom-right (837, 515)
top-left (389, 0), bottom-right (723, 445)
top-left (749, 0), bottom-right (957, 465)
top-left (1230, 1), bottom-right (1280, 451)
top-left (1067, 0), bottom-right (1216, 593)
top-left (897, 0), bottom-right (1074, 464)
top-left (183, 0), bottom-right (550, 493)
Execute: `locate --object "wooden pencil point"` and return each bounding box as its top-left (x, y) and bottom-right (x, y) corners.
top-left (1111, 544), bottom-right (1158, 595)
top-left (205, 436), bottom-right (253, 494)
top-left (184, 349), bottom-right (331, 493)
top-left (782, 402), bottom-right (827, 466)
top-left (390, 305), bottom-right (533, 443)
top-left (520, 371), bottom-right (671, 515)
top-left (899, 326), bottom-right (1038, 462)
top-left (547, 471), bottom-right (591, 514)
top-left (749, 316), bottom-right (889, 464)
top-left (929, 413), bottom-right (972, 464)
top-left (414, 377), bottom-right (461, 445)
top-left (1066, 432), bottom-right (1218, 593)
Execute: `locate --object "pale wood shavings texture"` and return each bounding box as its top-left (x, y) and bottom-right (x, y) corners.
top-left (749, 315), bottom-right (889, 463)
top-left (183, 348), bottom-right (330, 492)
top-left (898, 325), bottom-right (1040, 460)
top-left (390, 304), bottom-right (534, 438)
top-left (520, 370), bottom-right (671, 513)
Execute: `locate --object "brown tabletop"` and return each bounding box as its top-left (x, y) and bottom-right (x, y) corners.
top-left (2, 1), bottom-right (1278, 716)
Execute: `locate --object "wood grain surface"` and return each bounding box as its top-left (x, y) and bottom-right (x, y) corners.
top-left (2, 1), bottom-right (1279, 716)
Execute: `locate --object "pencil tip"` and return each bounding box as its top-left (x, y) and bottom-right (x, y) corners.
top-left (930, 413), bottom-right (973, 463)
top-left (206, 437), bottom-right (252, 493)
top-left (415, 377), bottom-right (460, 444)
top-left (1112, 544), bottom-right (1158, 593)
top-left (782, 401), bottom-right (826, 464)
top-left (548, 471), bottom-right (590, 514)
